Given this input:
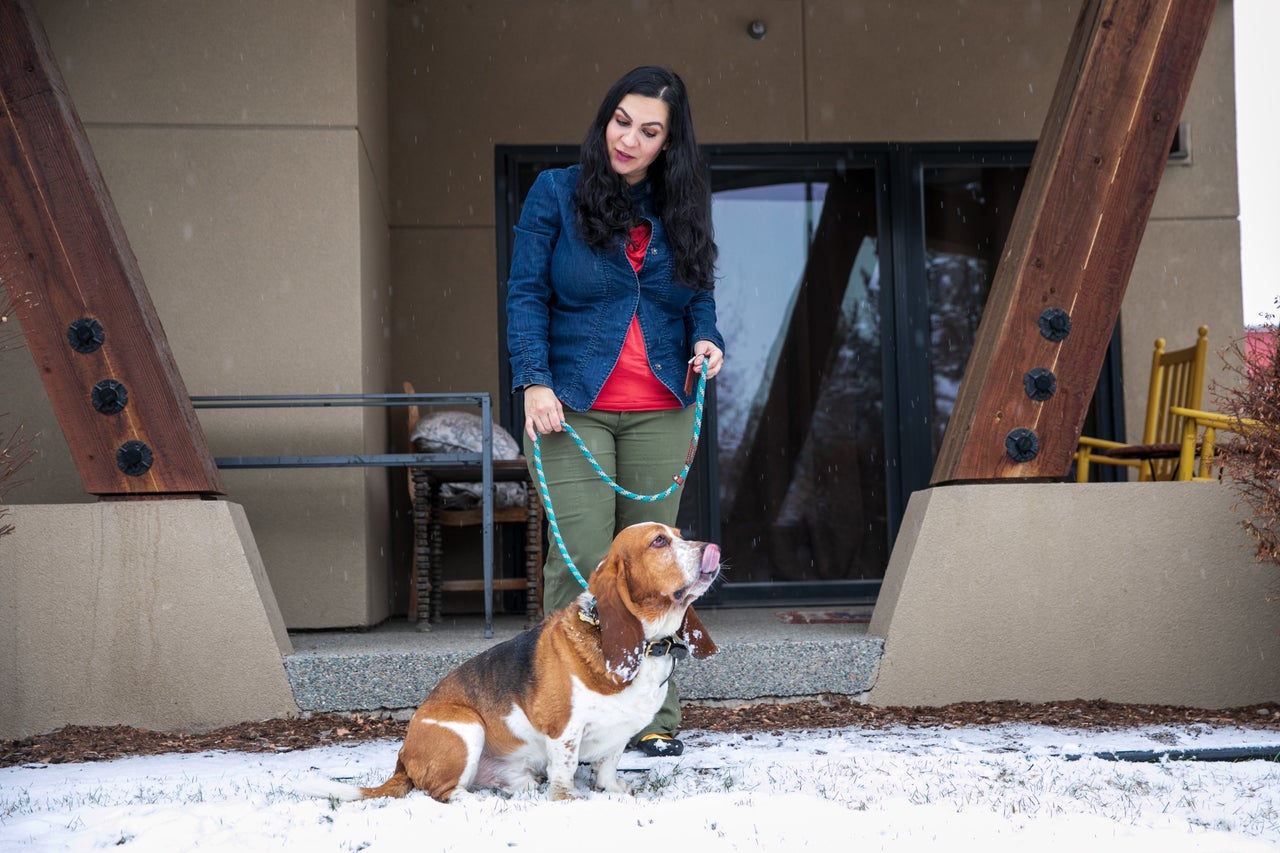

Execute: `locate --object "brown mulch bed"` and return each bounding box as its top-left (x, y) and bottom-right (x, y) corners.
top-left (4, 697), bottom-right (1279, 768)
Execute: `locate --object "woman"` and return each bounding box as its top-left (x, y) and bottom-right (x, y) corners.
top-left (506, 66), bottom-right (724, 757)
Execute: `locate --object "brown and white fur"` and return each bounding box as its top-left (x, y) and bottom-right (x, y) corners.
top-left (349, 522), bottom-right (719, 802)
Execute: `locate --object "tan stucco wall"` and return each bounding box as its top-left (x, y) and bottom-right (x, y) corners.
top-left (0, 502), bottom-right (298, 740)
top-left (868, 482), bottom-right (1280, 708)
top-left (5, 0), bottom-right (392, 628)
top-left (1, 1), bottom-right (1243, 630)
top-left (388, 0), bottom-right (1243, 447)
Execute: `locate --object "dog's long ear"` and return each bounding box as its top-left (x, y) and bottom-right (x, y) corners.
top-left (678, 605), bottom-right (718, 659)
top-left (591, 557), bottom-right (646, 681)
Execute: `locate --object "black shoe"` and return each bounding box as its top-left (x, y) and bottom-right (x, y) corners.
top-left (635, 733), bottom-right (684, 757)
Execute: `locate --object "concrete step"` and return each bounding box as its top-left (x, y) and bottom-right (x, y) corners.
top-left (284, 608), bottom-right (883, 714)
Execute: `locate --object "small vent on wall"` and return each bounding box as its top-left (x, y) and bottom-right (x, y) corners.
top-left (1168, 121), bottom-right (1191, 164)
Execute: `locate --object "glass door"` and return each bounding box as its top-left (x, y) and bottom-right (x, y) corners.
top-left (494, 143), bottom-right (1106, 607)
top-left (703, 151), bottom-right (889, 604)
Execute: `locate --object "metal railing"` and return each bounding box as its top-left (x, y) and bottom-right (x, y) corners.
top-left (190, 392), bottom-right (504, 636)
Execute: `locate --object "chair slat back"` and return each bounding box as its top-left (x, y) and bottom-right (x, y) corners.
top-left (1141, 325), bottom-right (1209, 480)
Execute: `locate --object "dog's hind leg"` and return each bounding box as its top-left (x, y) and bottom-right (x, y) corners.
top-left (400, 710), bottom-right (486, 802)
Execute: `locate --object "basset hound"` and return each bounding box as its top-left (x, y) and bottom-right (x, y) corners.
top-left (351, 522), bottom-right (720, 802)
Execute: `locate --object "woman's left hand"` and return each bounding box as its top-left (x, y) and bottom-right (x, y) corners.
top-left (691, 341), bottom-right (724, 379)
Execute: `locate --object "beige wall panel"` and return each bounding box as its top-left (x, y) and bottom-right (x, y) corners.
top-left (1121, 218), bottom-right (1244, 447)
top-left (804, 1), bottom-right (1078, 142)
top-left (359, 151), bottom-right (393, 399)
top-left (391, 227), bottom-right (503, 404)
top-left (85, 127), bottom-right (364, 394)
top-left (388, 0), bottom-right (806, 227)
top-left (358, 0), bottom-right (392, 213)
top-left (33, 0), bottom-right (358, 127)
top-left (358, 145), bottom-right (394, 621)
top-left (217, 468), bottom-right (374, 628)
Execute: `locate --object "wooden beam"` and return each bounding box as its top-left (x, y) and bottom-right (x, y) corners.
top-left (931, 0), bottom-right (1217, 485)
top-left (0, 0), bottom-right (223, 496)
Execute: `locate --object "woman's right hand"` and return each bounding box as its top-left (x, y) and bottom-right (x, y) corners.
top-left (523, 384), bottom-right (566, 441)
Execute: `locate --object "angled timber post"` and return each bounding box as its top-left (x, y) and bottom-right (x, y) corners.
top-left (0, 0), bottom-right (223, 498)
top-left (931, 0), bottom-right (1217, 485)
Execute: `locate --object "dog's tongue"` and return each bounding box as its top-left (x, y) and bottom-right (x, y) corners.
top-left (700, 543), bottom-right (720, 574)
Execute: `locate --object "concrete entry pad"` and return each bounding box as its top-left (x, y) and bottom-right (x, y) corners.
top-left (868, 482), bottom-right (1280, 709)
top-left (1, 501), bottom-right (298, 739)
top-left (284, 609), bottom-right (884, 713)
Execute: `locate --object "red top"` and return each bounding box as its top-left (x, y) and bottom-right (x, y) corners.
top-left (592, 222), bottom-right (682, 412)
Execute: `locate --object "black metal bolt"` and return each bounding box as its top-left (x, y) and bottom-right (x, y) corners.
top-left (91, 379), bottom-right (128, 415)
top-left (116, 440), bottom-right (153, 476)
top-left (1005, 428), bottom-right (1039, 463)
top-left (1038, 308), bottom-right (1071, 342)
top-left (1023, 367), bottom-right (1057, 402)
top-left (747, 19), bottom-right (767, 39)
top-left (67, 317), bottom-right (105, 353)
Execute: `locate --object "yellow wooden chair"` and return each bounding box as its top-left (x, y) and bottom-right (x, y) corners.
top-left (1075, 325), bottom-right (1209, 482)
top-left (1169, 406), bottom-right (1264, 481)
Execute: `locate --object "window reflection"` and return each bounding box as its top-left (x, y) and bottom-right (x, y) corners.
top-left (924, 165), bottom-right (1028, 457)
top-left (712, 171), bottom-right (888, 586)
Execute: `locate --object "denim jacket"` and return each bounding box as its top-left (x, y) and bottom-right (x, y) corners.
top-left (506, 165), bottom-right (724, 411)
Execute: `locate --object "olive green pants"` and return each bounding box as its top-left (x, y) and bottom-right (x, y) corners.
top-left (525, 405), bottom-right (696, 740)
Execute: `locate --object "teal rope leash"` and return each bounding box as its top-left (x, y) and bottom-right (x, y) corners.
top-left (533, 367), bottom-right (707, 590)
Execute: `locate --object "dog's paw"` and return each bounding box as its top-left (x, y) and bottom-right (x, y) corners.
top-left (589, 751), bottom-right (631, 795)
top-left (596, 776), bottom-right (632, 795)
top-left (548, 783), bottom-right (582, 801)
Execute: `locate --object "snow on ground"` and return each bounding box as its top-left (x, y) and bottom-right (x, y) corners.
top-left (2, 722), bottom-right (1278, 851)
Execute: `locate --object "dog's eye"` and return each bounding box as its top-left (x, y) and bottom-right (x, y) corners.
top-left (650, 535), bottom-right (669, 548)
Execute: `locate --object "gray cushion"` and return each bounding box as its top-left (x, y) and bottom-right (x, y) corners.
top-left (411, 411), bottom-right (525, 508)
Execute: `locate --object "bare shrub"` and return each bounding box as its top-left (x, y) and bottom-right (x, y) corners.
top-left (1211, 317), bottom-right (1280, 565)
top-left (0, 285), bottom-right (36, 536)
top-left (0, 418), bottom-right (36, 538)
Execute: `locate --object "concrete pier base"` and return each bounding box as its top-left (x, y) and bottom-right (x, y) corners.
top-left (1, 501), bottom-right (298, 739)
top-left (867, 482), bottom-right (1280, 708)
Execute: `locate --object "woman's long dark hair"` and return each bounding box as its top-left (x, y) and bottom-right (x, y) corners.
top-left (576, 66), bottom-right (717, 291)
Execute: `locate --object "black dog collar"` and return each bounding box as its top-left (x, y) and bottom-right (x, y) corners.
top-left (579, 598), bottom-right (689, 659)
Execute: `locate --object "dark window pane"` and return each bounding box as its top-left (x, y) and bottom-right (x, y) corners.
top-left (713, 168), bottom-right (889, 587)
